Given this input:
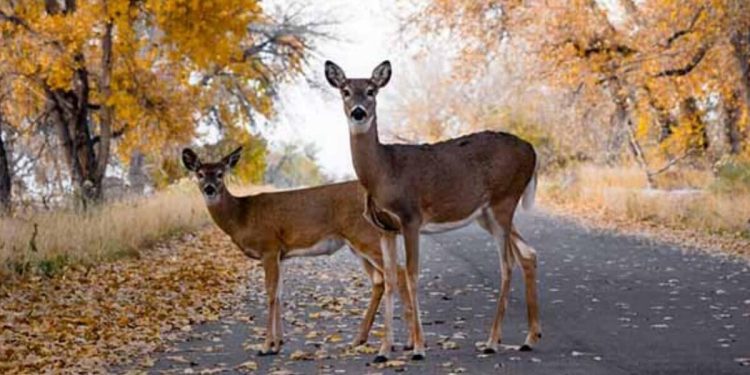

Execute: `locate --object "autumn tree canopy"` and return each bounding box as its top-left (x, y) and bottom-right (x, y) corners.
top-left (407, 0), bottom-right (750, 185)
top-left (0, 0), bottom-right (324, 207)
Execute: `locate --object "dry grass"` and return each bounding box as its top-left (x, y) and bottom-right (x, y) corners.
top-left (0, 180), bottom-right (211, 278)
top-left (0, 180), bottom-right (275, 279)
top-left (540, 165), bottom-right (750, 239)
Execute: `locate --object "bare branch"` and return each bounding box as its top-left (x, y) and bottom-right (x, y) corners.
top-left (648, 148), bottom-right (699, 177)
top-left (664, 7), bottom-right (704, 48)
top-left (654, 42), bottom-right (712, 78)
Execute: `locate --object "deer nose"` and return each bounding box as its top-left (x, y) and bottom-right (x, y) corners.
top-left (203, 184), bottom-right (217, 197)
top-left (350, 107), bottom-right (367, 121)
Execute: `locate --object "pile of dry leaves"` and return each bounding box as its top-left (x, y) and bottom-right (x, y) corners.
top-left (0, 228), bottom-right (253, 374)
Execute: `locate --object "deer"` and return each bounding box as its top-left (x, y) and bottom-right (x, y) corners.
top-left (181, 147), bottom-right (415, 358)
top-left (325, 60), bottom-right (541, 361)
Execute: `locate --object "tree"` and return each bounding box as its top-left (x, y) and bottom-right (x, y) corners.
top-left (265, 142), bottom-right (328, 188)
top-left (408, 0), bottom-right (750, 185)
top-left (0, 116), bottom-right (10, 214)
top-left (0, 0), bottom-right (325, 207)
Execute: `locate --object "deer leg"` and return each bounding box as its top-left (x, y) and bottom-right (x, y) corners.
top-left (259, 252), bottom-right (281, 356)
top-left (510, 227), bottom-right (542, 351)
top-left (352, 259), bottom-right (384, 347)
top-left (274, 262), bottom-right (284, 349)
top-left (402, 222), bottom-right (426, 360)
top-left (484, 207), bottom-right (514, 354)
top-left (397, 265), bottom-right (416, 351)
top-left (374, 234), bottom-right (398, 363)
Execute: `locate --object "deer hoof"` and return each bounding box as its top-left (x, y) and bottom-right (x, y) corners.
top-left (483, 347), bottom-right (497, 354)
top-left (519, 344), bottom-right (532, 352)
top-left (403, 344), bottom-right (414, 351)
top-left (349, 339), bottom-right (366, 348)
top-left (373, 355), bottom-right (388, 363)
top-left (411, 353), bottom-right (426, 361)
top-left (257, 349), bottom-right (279, 356)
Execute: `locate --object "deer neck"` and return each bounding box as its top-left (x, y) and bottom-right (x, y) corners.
top-left (349, 115), bottom-right (388, 190)
top-left (205, 187), bottom-right (245, 236)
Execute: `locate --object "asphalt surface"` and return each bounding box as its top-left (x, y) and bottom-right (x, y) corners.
top-left (148, 211), bottom-right (750, 374)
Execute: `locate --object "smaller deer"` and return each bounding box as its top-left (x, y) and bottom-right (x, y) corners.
top-left (182, 147), bottom-right (413, 356)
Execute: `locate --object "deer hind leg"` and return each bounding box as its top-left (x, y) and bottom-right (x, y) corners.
top-left (483, 204), bottom-right (515, 354)
top-left (352, 258), bottom-right (384, 347)
top-left (374, 234), bottom-right (398, 363)
top-left (509, 226), bottom-right (542, 351)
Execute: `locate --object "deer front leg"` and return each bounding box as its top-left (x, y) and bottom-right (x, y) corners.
top-left (274, 262), bottom-right (284, 349)
top-left (352, 259), bottom-right (384, 347)
top-left (397, 265), bottom-right (416, 351)
top-left (259, 252), bottom-right (281, 356)
top-left (374, 234), bottom-right (398, 363)
top-left (485, 230), bottom-right (512, 354)
top-left (402, 222), bottom-right (426, 360)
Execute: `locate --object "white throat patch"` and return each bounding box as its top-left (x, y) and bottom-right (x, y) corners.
top-left (348, 116), bottom-right (373, 134)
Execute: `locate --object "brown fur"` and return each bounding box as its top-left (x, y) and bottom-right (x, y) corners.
top-left (182, 148), bottom-right (414, 356)
top-left (326, 60), bottom-right (542, 358)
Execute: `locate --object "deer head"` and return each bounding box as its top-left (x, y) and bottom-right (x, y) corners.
top-left (325, 60), bottom-right (391, 134)
top-left (181, 147), bottom-right (242, 204)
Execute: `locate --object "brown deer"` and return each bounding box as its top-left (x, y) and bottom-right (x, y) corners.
top-left (181, 147), bottom-right (414, 357)
top-left (325, 60), bottom-right (541, 360)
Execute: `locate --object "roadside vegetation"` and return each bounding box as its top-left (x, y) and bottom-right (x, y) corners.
top-left (0, 0), bottom-right (330, 280)
top-left (539, 162), bottom-right (750, 246)
top-left (391, 0), bottom-right (750, 253)
top-left (0, 181), bottom-right (207, 279)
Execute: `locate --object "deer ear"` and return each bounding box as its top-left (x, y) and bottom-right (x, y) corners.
top-left (324, 60), bottom-right (346, 88)
top-left (371, 60), bottom-right (391, 88)
top-left (222, 146), bottom-right (243, 169)
top-left (182, 148), bottom-right (201, 172)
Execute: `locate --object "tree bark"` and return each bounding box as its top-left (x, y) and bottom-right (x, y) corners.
top-left (0, 121), bottom-right (11, 214)
top-left (728, 30), bottom-right (750, 153)
top-left (95, 16), bottom-right (114, 198)
top-left (725, 92), bottom-right (744, 154)
top-left (42, 0), bottom-right (113, 209)
top-left (606, 76), bottom-right (655, 187)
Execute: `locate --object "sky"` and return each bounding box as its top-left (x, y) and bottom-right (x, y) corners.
top-left (262, 0), bottom-right (408, 178)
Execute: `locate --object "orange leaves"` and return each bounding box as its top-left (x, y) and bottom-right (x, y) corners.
top-left (146, 0), bottom-right (262, 69)
top-left (0, 228), bottom-right (254, 374)
top-left (412, 0), bottom-right (750, 165)
top-left (1, 0), bottom-right (311, 189)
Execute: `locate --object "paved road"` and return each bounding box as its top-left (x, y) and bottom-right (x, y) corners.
top-left (149, 211), bottom-right (750, 374)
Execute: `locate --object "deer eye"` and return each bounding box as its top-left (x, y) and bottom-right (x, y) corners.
top-left (197, 171), bottom-right (205, 179)
top-left (217, 171), bottom-right (224, 178)
top-left (366, 88), bottom-right (375, 97)
top-left (342, 88), bottom-right (351, 98)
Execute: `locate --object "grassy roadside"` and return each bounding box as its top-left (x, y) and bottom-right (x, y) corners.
top-left (0, 181), bottom-right (279, 373)
top-left (0, 180), bottom-right (210, 279)
top-left (538, 164), bottom-right (750, 259)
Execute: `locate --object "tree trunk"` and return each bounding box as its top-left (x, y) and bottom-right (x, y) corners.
top-left (95, 17), bottom-right (114, 198)
top-left (607, 76), bottom-right (655, 187)
top-left (0, 122), bottom-right (11, 214)
top-left (729, 30), bottom-right (750, 153)
top-left (725, 92), bottom-right (744, 154)
top-left (43, 0), bottom-right (107, 209)
top-left (46, 62), bottom-right (104, 209)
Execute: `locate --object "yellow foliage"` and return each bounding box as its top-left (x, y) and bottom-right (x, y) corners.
top-left (0, 0), bottom-right (299, 180)
top-left (414, 0), bottom-right (750, 163)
